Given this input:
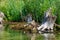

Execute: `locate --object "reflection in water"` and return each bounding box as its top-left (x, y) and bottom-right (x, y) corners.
top-left (0, 24), bottom-right (4, 31)
top-left (42, 33), bottom-right (55, 40)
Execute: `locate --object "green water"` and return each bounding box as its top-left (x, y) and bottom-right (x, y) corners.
top-left (0, 25), bottom-right (60, 40)
top-left (0, 30), bottom-right (60, 40)
top-left (0, 31), bottom-right (30, 40)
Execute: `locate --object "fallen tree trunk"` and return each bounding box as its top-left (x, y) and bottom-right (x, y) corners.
top-left (37, 8), bottom-right (57, 33)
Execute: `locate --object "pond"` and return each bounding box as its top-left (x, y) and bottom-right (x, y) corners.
top-left (0, 30), bottom-right (30, 40)
top-left (0, 24), bottom-right (60, 40)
